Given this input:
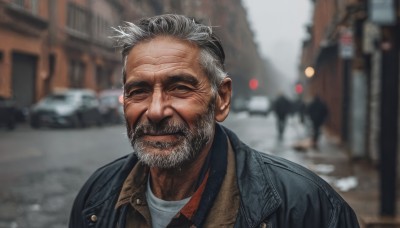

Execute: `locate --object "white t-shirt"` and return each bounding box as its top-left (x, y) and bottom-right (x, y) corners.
top-left (146, 179), bottom-right (191, 228)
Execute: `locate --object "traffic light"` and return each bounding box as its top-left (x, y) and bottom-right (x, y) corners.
top-left (295, 83), bottom-right (303, 94)
top-left (249, 78), bottom-right (259, 90)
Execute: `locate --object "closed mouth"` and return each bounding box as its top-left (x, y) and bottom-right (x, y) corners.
top-left (143, 131), bottom-right (184, 136)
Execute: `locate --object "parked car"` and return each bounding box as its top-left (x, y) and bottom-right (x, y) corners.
top-left (30, 89), bottom-right (103, 128)
top-left (98, 89), bottom-right (124, 124)
top-left (247, 96), bottom-right (270, 116)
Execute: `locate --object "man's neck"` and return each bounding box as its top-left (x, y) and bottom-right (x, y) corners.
top-left (148, 141), bottom-right (213, 201)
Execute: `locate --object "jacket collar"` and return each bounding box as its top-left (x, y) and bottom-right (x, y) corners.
top-left (222, 125), bottom-right (282, 227)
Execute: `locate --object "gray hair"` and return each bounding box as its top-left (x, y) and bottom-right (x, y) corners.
top-left (112, 14), bottom-right (227, 92)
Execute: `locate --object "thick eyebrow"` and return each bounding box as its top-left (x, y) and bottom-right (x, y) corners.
top-left (164, 74), bottom-right (200, 87)
top-left (124, 80), bottom-right (150, 92)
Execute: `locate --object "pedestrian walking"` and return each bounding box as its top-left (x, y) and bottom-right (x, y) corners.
top-left (294, 98), bottom-right (306, 124)
top-left (69, 14), bottom-right (359, 228)
top-left (271, 93), bottom-right (292, 140)
top-left (306, 95), bottom-right (329, 148)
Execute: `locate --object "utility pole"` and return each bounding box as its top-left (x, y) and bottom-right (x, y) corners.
top-left (379, 0), bottom-right (399, 216)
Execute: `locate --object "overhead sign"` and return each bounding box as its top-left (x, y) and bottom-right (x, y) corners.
top-left (339, 28), bottom-right (354, 59)
top-left (368, 0), bottom-right (396, 25)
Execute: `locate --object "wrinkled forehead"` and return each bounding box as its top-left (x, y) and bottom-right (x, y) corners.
top-left (125, 36), bottom-right (201, 71)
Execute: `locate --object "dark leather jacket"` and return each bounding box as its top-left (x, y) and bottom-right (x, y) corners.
top-left (69, 126), bottom-right (359, 228)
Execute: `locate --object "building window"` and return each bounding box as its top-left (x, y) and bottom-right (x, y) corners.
top-left (67, 3), bottom-right (89, 38)
top-left (69, 60), bottom-right (85, 88)
top-left (12, 0), bottom-right (25, 8)
top-left (96, 66), bottom-right (112, 90)
top-left (30, 0), bottom-right (38, 15)
top-left (93, 14), bottom-right (111, 46)
top-left (12, 0), bottom-right (39, 15)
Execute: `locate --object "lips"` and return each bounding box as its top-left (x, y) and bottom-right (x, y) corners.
top-left (132, 121), bottom-right (188, 141)
top-left (140, 133), bottom-right (183, 145)
top-left (142, 131), bottom-right (183, 139)
top-left (144, 131), bottom-right (184, 136)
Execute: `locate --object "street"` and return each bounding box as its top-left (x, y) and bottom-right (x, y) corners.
top-left (0, 124), bottom-right (130, 228)
top-left (0, 113), bottom-right (370, 227)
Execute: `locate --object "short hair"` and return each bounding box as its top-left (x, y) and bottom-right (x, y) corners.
top-left (112, 14), bottom-right (227, 93)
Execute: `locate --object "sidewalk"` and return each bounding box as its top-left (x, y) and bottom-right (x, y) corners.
top-left (299, 131), bottom-right (400, 228)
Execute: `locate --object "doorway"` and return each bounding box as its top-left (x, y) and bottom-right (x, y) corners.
top-left (11, 53), bottom-right (37, 107)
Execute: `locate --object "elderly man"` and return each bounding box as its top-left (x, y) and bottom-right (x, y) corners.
top-left (69, 14), bottom-right (359, 228)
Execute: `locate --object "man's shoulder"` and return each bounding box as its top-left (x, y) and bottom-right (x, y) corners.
top-left (253, 146), bottom-right (342, 199)
top-left (259, 152), bottom-right (334, 192)
top-left (246, 152), bottom-right (357, 227)
top-left (223, 126), bottom-right (344, 205)
top-left (87, 154), bottom-right (134, 185)
top-left (93, 154), bottom-right (130, 173)
top-left (80, 154), bottom-right (135, 196)
top-left (72, 154), bottom-right (136, 208)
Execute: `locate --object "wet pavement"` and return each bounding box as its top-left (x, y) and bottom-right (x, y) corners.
top-left (0, 125), bottom-right (129, 228)
top-left (0, 112), bottom-right (395, 227)
top-left (311, 137), bottom-right (400, 227)
top-left (0, 167), bottom-right (85, 228)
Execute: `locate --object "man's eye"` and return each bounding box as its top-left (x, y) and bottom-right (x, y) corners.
top-left (126, 89), bottom-right (147, 97)
top-left (172, 85), bottom-right (191, 92)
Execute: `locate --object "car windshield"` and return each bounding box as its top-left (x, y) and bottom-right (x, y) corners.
top-left (100, 95), bottom-right (118, 105)
top-left (42, 94), bottom-right (76, 104)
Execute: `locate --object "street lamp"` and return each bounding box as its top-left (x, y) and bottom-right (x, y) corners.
top-left (304, 66), bottom-right (315, 78)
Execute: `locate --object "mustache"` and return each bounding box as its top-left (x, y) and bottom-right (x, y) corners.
top-left (131, 121), bottom-right (189, 138)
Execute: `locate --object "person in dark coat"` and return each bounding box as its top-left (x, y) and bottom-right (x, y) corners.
top-left (306, 95), bottom-right (329, 148)
top-left (69, 14), bottom-right (359, 228)
top-left (271, 93), bottom-right (292, 140)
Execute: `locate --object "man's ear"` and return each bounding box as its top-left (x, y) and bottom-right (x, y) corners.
top-left (215, 77), bottom-right (232, 122)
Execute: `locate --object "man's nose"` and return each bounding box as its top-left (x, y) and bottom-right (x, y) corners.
top-left (146, 90), bottom-right (172, 124)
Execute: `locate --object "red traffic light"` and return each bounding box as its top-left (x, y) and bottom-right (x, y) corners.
top-left (295, 83), bottom-right (303, 94)
top-left (249, 79), bottom-right (259, 90)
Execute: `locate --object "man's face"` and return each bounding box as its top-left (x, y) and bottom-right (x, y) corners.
top-left (123, 36), bottom-right (216, 169)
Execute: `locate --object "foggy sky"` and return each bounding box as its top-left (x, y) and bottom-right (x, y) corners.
top-left (242, 0), bottom-right (312, 83)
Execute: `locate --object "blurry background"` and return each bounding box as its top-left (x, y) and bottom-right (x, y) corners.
top-left (242, 0), bottom-right (312, 95)
top-left (0, 0), bottom-right (400, 227)
top-left (0, 0), bottom-right (312, 109)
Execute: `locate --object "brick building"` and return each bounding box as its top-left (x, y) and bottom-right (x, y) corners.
top-left (300, 0), bottom-right (372, 159)
top-left (299, 0), bottom-right (357, 142)
top-left (0, 0), bottom-right (265, 109)
top-left (0, 0), bottom-right (50, 107)
top-left (300, 0), bottom-right (400, 162)
top-left (0, 0), bottom-right (156, 108)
